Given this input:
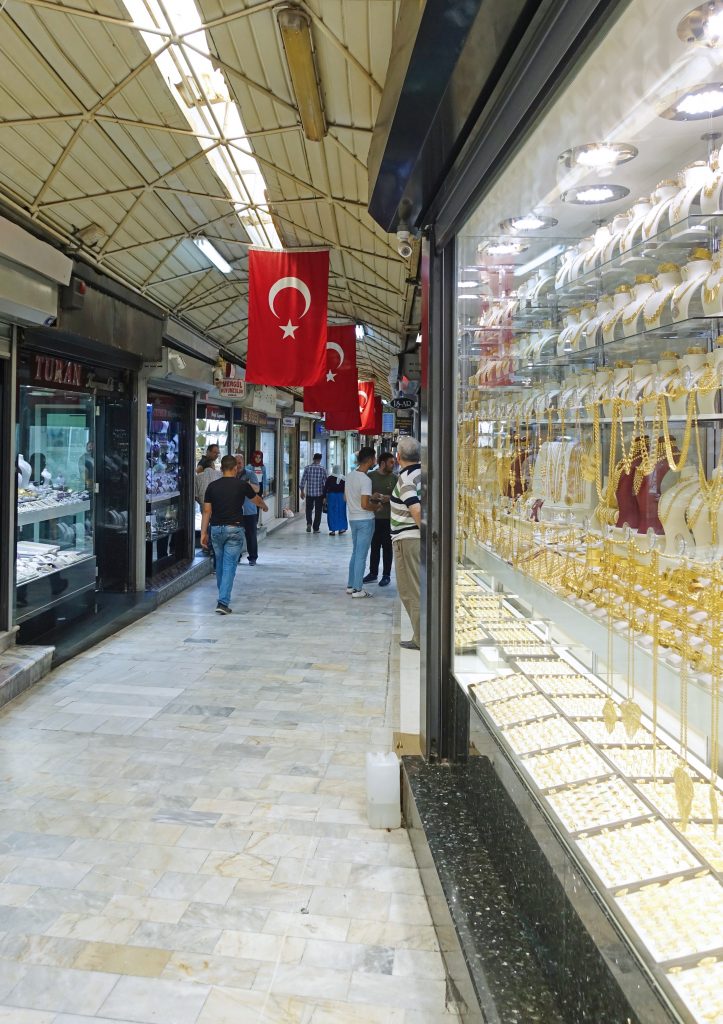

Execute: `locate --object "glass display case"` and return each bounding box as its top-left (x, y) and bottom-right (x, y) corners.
top-left (15, 380), bottom-right (96, 629)
top-left (146, 390), bottom-right (190, 578)
top-left (453, 1), bottom-right (723, 1020)
top-left (195, 404), bottom-right (229, 466)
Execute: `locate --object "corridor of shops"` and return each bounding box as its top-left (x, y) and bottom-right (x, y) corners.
top-left (0, 520), bottom-right (451, 1024)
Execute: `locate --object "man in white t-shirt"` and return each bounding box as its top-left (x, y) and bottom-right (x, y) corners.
top-left (344, 446), bottom-right (381, 598)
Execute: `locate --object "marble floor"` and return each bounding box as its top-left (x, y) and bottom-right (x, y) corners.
top-left (0, 519), bottom-right (457, 1023)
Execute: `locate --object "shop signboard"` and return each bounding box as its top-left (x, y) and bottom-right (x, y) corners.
top-left (217, 377), bottom-right (246, 399)
top-left (382, 412), bottom-right (395, 433)
top-left (32, 353), bottom-right (84, 388)
top-left (391, 396), bottom-right (415, 409)
top-left (282, 416), bottom-right (295, 427)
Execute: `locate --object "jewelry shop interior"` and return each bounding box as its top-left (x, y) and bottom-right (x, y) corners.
top-left (402, 0), bottom-right (723, 1021)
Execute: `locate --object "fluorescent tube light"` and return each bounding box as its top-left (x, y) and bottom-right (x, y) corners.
top-left (276, 6), bottom-right (327, 142)
top-left (513, 244), bottom-right (566, 278)
top-left (193, 237), bottom-right (232, 273)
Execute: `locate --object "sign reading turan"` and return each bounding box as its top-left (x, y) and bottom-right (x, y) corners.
top-left (33, 354), bottom-right (84, 388)
top-left (244, 248), bottom-right (329, 387)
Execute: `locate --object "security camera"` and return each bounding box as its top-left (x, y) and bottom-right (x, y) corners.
top-left (397, 229), bottom-right (412, 260)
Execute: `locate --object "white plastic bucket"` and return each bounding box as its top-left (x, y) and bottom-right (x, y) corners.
top-left (365, 752), bottom-right (401, 829)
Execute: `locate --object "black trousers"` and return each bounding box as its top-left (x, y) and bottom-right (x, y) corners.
top-left (305, 495), bottom-right (324, 530)
top-left (369, 518), bottom-right (393, 576)
top-left (242, 513), bottom-right (258, 561)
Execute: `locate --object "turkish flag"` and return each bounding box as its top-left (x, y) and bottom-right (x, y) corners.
top-left (358, 380), bottom-right (376, 434)
top-left (245, 248), bottom-right (329, 386)
top-left (303, 325), bottom-right (357, 416)
top-left (373, 396), bottom-right (383, 433)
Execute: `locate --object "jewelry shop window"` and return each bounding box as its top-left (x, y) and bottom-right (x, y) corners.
top-left (454, 1), bottom-right (723, 1020)
top-left (15, 352), bottom-right (96, 636)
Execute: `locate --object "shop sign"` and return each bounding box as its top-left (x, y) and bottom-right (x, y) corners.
top-left (391, 396), bottom-right (415, 409)
top-left (217, 377), bottom-right (246, 399)
top-left (235, 408), bottom-right (271, 426)
top-left (204, 404), bottom-right (228, 420)
top-left (33, 353), bottom-right (84, 388)
top-left (282, 416), bottom-right (295, 427)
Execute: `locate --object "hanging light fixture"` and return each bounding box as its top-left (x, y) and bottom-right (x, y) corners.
top-left (276, 6), bottom-right (327, 141)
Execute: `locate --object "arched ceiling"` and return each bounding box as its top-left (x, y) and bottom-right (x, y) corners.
top-left (0, 0), bottom-right (410, 393)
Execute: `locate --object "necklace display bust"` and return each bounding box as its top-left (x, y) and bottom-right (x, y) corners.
top-left (643, 263), bottom-right (681, 330)
top-left (642, 181), bottom-right (680, 240)
top-left (658, 466), bottom-right (699, 554)
top-left (671, 248), bottom-right (713, 322)
top-left (582, 294), bottom-right (613, 350)
top-left (669, 347), bottom-right (709, 417)
top-left (602, 212), bottom-right (632, 264)
top-left (620, 198), bottom-right (653, 254)
top-left (669, 161), bottom-right (714, 226)
top-left (602, 285), bottom-right (632, 343)
top-left (621, 274), bottom-right (656, 339)
top-left (686, 469), bottom-right (723, 551)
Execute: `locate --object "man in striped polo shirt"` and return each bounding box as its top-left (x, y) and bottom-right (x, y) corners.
top-left (390, 435), bottom-right (422, 651)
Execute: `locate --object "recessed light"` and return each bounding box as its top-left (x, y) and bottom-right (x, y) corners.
top-left (559, 142), bottom-right (638, 171)
top-left (457, 282), bottom-right (479, 289)
top-left (562, 184), bottom-right (630, 204)
top-left (499, 214), bottom-right (558, 232)
top-left (458, 294), bottom-right (482, 300)
top-left (678, 2), bottom-right (723, 46)
top-left (481, 241), bottom-right (529, 256)
top-left (661, 83), bottom-right (723, 120)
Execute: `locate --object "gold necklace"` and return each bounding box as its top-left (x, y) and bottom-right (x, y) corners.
top-left (643, 286), bottom-right (676, 327)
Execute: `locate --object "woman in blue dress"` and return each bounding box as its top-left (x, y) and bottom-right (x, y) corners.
top-left (324, 465), bottom-right (348, 535)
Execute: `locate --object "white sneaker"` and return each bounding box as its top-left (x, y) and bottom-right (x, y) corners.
top-left (352, 589), bottom-right (373, 599)
top-left (346, 587), bottom-right (354, 594)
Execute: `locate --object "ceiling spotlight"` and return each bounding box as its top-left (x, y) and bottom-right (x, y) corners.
top-left (481, 241), bottom-right (529, 256)
top-left (355, 324), bottom-right (365, 342)
top-left (661, 83), bottom-right (723, 120)
top-left (561, 184), bottom-right (630, 204)
top-left (499, 214), bottom-right (558, 232)
top-left (678, 2), bottom-right (723, 45)
top-left (192, 237), bottom-right (232, 273)
top-left (559, 142), bottom-right (638, 171)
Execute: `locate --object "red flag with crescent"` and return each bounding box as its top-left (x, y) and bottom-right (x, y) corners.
top-left (303, 325), bottom-right (358, 415)
top-left (357, 380), bottom-right (376, 434)
top-left (245, 248), bottom-right (329, 386)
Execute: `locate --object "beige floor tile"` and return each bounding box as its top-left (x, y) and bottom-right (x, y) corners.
top-left (72, 941), bottom-right (171, 977)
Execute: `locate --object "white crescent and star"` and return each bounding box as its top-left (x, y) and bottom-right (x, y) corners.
top-left (358, 388), bottom-right (369, 410)
top-left (325, 341), bottom-right (345, 382)
top-left (268, 277), bottom-right (311, 340)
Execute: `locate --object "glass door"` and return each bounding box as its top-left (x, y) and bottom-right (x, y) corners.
top-left (282, 423), bottom-right (297, 512)
top-left (146, 390), bottom-right (191, 579)
top-left (95, 392), bottom-right (133, 592)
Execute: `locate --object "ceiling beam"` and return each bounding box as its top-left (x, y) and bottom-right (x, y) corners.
top-left (6, 0), bottom-right (169, 36)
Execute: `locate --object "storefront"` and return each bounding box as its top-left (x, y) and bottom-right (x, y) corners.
top-left (195, 401), bottom-right (230, 467)
top-left (233, 407), bottom-right (277, 515)
top-left (145, 388), bottom-right (193, 581)
top-left (15, 336), bottom-right (138, 643)
top-left (371, 1), bottom-right (723, 1021)
top-left (281, 416), bottom-right (299, 515)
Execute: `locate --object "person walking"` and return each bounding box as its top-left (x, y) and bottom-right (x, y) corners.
top-left (324, 465), bottom-right (347, 535)
top-left (363, 450), bottom-right (396, 587)
top-left (391, 436), bottom-right (422, 649)
top-left (344, 446), bottom-right (380, 599)
top-left (300, 452), bottom-right (327, 533)
top-left (200, 454), bottom-right (264, 614)
top-left (195, 458), bottom-right (221, 559)
top-left (241, 468), bottom-right (267, 565)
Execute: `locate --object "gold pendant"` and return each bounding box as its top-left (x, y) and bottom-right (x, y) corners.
top-left (711, 786), bottom-right (719, 840)
top-left (602, 697), bottom-right (618, 735)
top-left (620, 699), bottom-right (642, 739)
top-left (674, 764), bottom-right (694, 831)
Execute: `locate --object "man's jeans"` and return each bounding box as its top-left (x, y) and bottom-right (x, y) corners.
top-left (369, 518), bottom-right (393, 577)
top-left (305, 494), bottom-right (324, 530)
top-left (211, 525), bottom-right (244, 606)
top-left (348, 519), bottom-right (375, 591)
top-left (242, 514), bottom-right (258, 562)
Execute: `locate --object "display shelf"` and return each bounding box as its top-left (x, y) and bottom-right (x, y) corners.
top-left (17, 497), bottom-right (90, 526)
top-left (555, 214), bottom-right (723, 306)
top-left (465, 540), bottom-right (717, 763)
top-left (146, 490), bottom-right (180, 505)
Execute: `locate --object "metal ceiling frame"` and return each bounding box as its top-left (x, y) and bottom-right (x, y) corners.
top-left (1, 0), bottom-right (405, 394)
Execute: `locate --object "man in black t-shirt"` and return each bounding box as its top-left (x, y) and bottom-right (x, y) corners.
top-left (201, 455), bottom-right (264, 614)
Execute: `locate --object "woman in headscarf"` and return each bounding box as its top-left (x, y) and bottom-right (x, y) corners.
top-left (324, 464), bottom-right (347, 536)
